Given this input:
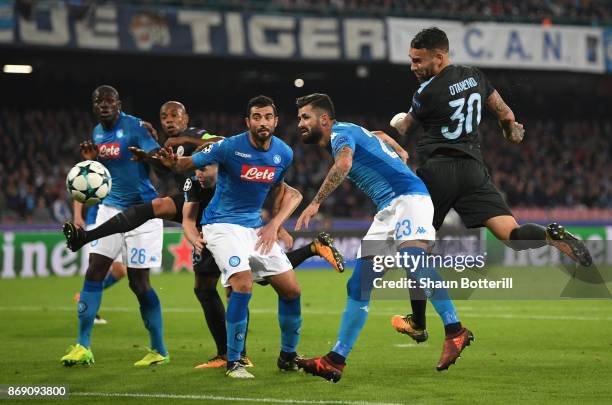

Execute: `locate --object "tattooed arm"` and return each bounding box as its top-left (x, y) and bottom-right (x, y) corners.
top-left (485, 90), bottom-right (524, 144)
top-left (295, 146), bottom-right (353, 230)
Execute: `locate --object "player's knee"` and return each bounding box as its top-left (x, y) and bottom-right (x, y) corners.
top-left (280, 283), bottom-right (301, 300)
top-left (127, 269), bottom-right (151, 296)
top-left (195, 273), bottom-right (218, 290)
top-left (228, 271), bottom-right (252, 293)
top-left (194, 286), bottom-right (219, 302)
top-left (85, 254), bottom-right (115, 281)
top-left (152, 197), bottom-right (175, 219)
top-left (110, 262), bottom-right (127, 279)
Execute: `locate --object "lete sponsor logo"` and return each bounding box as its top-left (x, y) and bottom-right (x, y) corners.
top-left (98, 143), bottom-right (121, 159)
top-left (240, 165), bottom-right (276, 182)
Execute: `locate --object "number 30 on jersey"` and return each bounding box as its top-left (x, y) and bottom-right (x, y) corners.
top-left (441, 93), bottom-right (482, 139)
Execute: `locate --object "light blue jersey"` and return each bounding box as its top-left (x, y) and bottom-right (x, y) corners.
top-left (329, 122), bottom-right (429, 211)
top-left (92, 112), bottom-right (160, 209)
top-left (85, 204), bottom-right (99, 226)
top-left (191, 132), bottom-right (293, 228)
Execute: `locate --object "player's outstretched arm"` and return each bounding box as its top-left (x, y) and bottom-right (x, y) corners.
top-left (256, 182), bottom-right (302, 255)
top-left (485, 90), bottom-right (525, 144)
top-left (127, 146), bottom-right (173, 176)
top-left (295, 146), bottom-right (353, 230)
top-left (164, 135), bottom-right (224, 149)
top-left (390, 111), bottom-right (419, 136)
top-left (152, 146), bottom-right (197, 173)
top-left (372, 130), bottom-right (409, 163)
top-left (182, 201), bottom-right (205, 253)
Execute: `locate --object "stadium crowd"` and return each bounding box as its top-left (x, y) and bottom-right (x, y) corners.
top-left (13, 0), bottom-right (611, 24)
top-left (269, 0), bottom-right (610, 22)
top-left (0, 108), bottom-right (609, 224)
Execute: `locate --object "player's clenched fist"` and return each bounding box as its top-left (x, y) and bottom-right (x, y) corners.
top-left (79, 140), bottom-right (98, 160)
top-left (504, 122), bottom-right (525, 144)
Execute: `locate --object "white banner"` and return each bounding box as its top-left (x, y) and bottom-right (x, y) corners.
top-left (387, 18), bottom-right (605, 73)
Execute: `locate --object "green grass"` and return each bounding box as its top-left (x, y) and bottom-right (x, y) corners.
top-left (1, 270), bottom-right (611, 404)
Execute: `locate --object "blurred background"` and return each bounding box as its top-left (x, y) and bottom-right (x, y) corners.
top-left (0, 0), bottom-right (610, 232)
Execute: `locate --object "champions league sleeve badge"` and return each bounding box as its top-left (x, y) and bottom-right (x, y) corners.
top-left (183, 178), bottom-right (192, 191)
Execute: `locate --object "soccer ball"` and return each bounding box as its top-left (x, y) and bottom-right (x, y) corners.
top-left (66, 160), bottom-right (112, 205)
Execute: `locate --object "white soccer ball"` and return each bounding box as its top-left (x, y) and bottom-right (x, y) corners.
top-left (66, 160), bottom-right (112, 206)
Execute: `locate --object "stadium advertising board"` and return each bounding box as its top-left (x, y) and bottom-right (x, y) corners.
top-left (2, 226), bottom-right (611, 279)
top-left (605, 27), bottom-right (612, 73)
top-left (0, 4), bottom-right (607, 73)
top-left (0, 4), bottom-right (386, 62)
top-left (387, 18), bottom-right (606, 73)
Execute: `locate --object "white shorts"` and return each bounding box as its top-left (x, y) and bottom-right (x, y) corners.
top-left (89, 205), bottom-right (163, 269)
top-left (84, 222), bottom-right (122, 263)
top-left (358, 194), bottom-right (436, 258)
top-left (203, 223), bottom-right (293, 287)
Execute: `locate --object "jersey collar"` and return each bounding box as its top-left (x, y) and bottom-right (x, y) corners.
top-left (100, 111), bottom-right (125, 132)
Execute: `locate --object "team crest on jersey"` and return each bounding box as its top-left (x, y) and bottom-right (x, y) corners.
top-left (177, 146), bottom-right (185, 156)
top-left (229, 256), bottom-right (241, 267)
top-left (240, 165), bottom-right (276, 182)
top-left (273, 154), bottom-right (281, 164)
top-left (183, 178), bottom-right (192, 191)
top-left (98, 143), bottom-right (121, 159)
top-left (116, 129), bottom-right (124, 138)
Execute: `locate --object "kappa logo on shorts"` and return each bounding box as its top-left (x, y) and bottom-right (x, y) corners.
top-left (240, 165), bottom-right (276, 182)
top-left (183, 178), bottom-right (192, 191)
top-left (416, 226), bottom-right (427, 235)
top-left (229, 256), bottom-right (241, 267)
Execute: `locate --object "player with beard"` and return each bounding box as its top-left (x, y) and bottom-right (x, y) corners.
top-left (292, 93), bottom-right (471, 382)
top-left (388, 27), bottom-right (592, 344)
top-left (61, 85), bottom-right (169, 367)
top-left (155, 95), bottom-right (305, 379)
top-left (64, 100), bottom-right (345, 369)
top-left (182, 152), bottom-right (344, 369)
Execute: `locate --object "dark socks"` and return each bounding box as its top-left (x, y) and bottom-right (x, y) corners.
top-left (85, 202), bottom-right (155, 243)
top-left (327, 351), bottom-right (346, 365)
top-left (444, 322), bottom-right (462, 337)
top-left (286, 243), bottom-right (315, 268)
top-left (409, 297), bottom-right (427, 329)
top-left (194, 288), bottom-right (227, 356)
top-left (508, 223), bottom-right (547, 251)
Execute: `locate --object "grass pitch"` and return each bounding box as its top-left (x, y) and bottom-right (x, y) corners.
top-left (1, 269), bottom-right (611, 404)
